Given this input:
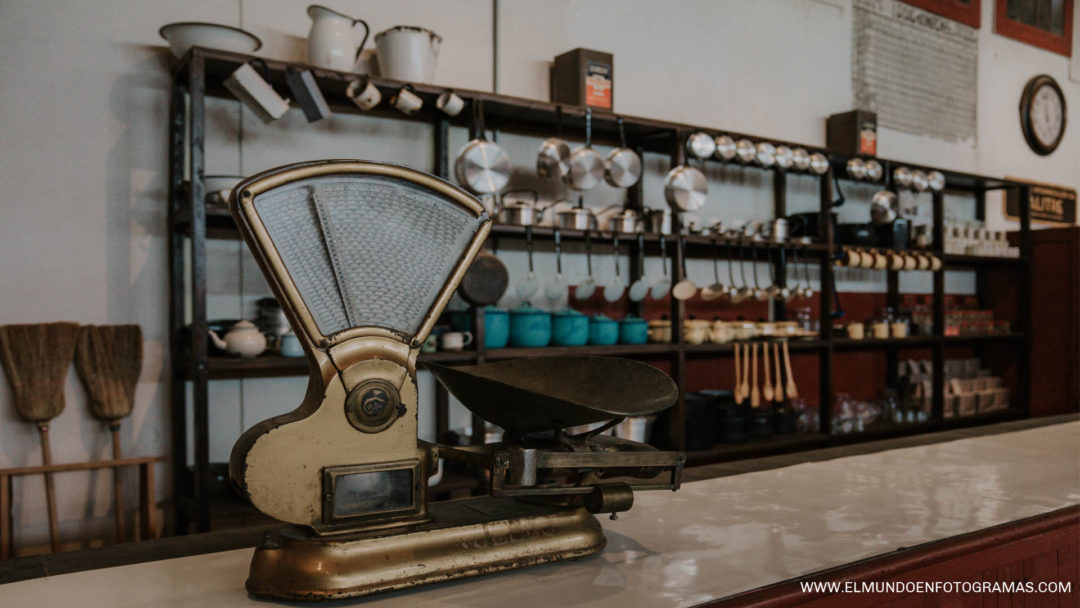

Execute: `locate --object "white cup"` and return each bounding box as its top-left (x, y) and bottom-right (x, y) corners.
top-left (391, 85), bottom-right (423, 115)
top-left (440, 331), bottom-right (473, 351)
top-left (436, 90), bottom-right (464, 116)
top-left (346, 78), bottom-right (381, 111)
top-left (279, 332), bottom-right (304, 357)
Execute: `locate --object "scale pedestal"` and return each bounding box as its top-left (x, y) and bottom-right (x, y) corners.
top-left (247, 497), bottom-right (605, 601)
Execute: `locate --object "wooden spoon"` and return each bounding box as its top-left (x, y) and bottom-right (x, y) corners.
top-left (763, 342), bottom-right (774, 402)
top-left (773, 342), bottom-right (785, 402)
top-left (750, 342), bottom-right (760, 408)
top-left (782, 340), bottom-right (799, 399)
top-left (733, 342), bottom-right (743, 404)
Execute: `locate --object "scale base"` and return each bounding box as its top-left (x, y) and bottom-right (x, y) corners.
top-left (246, 497), bottom-right (606, 601)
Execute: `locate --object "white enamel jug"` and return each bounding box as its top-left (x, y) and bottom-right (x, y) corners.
top-left (306, 5), bottom-right (369, 72)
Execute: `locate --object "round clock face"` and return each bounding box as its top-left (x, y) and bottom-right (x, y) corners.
top-left (1021, 75), bottom-right (1067, 155)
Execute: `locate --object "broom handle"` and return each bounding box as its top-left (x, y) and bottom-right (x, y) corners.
top-left (110, 423), bottom-right (125, 543)
top-left (38, 423), bottom-right (60, 553)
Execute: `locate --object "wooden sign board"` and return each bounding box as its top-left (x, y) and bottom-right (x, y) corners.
top-left (1004, 178), bottom-right (1077, 226)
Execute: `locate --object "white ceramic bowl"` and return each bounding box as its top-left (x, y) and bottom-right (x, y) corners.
top-left (159, 22), bottom-right (262, 58)
top-left (204, 175), bottom-right (244, 205)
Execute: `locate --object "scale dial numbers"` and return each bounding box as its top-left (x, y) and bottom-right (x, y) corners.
top-left (1020, 75), bottom-right (1067, 156)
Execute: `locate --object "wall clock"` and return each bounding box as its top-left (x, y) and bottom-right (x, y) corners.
top-left (1020, 74), bottom-right (1067, 156)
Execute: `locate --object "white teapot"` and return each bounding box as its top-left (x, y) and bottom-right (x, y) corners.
top-left (209, 320), bottom-right (267, 358)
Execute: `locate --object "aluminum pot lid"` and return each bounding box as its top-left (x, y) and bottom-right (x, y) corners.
top-left (688, 132), bottom-right (717, 159)
top-left (537, 137), bottom-right (571, 180)
top-left (664, 165), bottom-right (708, 212)
top-left (714, 135), bottom-right (737, 161)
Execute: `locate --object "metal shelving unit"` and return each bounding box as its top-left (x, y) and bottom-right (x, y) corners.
top-left (167, 47), bottom-right (1032, 533)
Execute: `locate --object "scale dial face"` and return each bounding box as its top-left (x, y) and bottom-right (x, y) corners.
top-left (1020, 75), bottom-right (1066, 156)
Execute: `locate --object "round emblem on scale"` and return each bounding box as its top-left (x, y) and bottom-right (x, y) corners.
top-left (345, 379), bottom-right (403, 433)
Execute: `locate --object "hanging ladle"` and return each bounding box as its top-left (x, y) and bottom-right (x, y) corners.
top-left (750, 242), bottom-right (769, 301)
top-left (628, 232), bottom-right (650, 302)
top-left (700, 237), bottom-right (727, 301)
top-left (574, 229), bottom-right (597, 300)
top-left (544, 227), bottom-right (567, 302)
top-left (769, 247), bottom-right (790, 301)
top-left (649, 234), bottom-right (672, 299)
top-left (671, 234), bottom-right (698, 301)
top-left (515, 225), bottom-right (541, 300)
top-left (604, 233), bottom-right (625, 302)
top-left (787, 246), bottom-right (804, 303)
top-left (799, 244), bottom-right (815, 299)
top-left (731, 236), bottom-right (753, 304)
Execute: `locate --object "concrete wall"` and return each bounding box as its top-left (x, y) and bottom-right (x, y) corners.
top-left (0, 0), bottom-right (1076, 551)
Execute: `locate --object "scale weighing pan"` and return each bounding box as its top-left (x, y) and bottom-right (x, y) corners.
top-left (424, 356), bottom-right (678, 434)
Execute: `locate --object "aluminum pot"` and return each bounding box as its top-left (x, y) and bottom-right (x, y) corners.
top-left (606, 208), bottom-right (641, 234)
top-left (556, 206), bottom-right (596, 231)
top-left (455, 100), bottom-right (510, 195)
top-left (604, 116), bottom-right (642, 188)
top-left (497, 190), bottom-right (542, 226)
top-left (564, 109), bottom-right (605, 191)
top-left (643, 208), bottom-right (673, 235)
top-left (537, 105), bottom-right (570, 180)
top-left (664, 144), bottom-right (708, 212)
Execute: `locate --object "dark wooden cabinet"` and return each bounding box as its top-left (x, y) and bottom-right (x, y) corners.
top-left (1030, 227), bottom-right (1080, 416)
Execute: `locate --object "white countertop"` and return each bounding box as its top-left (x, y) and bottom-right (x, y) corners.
top-left (4, 422), bottom-right (1079, 608)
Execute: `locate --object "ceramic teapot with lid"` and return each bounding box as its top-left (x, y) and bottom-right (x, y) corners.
top-left (208, 320), bottom-right (267, 358)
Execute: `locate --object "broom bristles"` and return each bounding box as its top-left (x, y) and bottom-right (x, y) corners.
top-left (74, 325), bottom-right (143, 422)
top-left (0, 323), bottom-right (81, 423)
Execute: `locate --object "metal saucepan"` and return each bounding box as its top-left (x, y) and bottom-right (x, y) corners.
top-left (557, 199), bottom-right (597, 231)
top-left (564, 109), bottom-right (605, 191)
top-left (606, 208), bottom-right (641, 234)
top-left (671, 235), bottom-right (698, 301)
top-left (808, 152), bottom-right (830, 175)
top-left (735, 139), bottom-right (756, 164)
top-left (537, 105), bottom-right (571, 180)
top-left (605, 116), bottom-right (642, 188)
top-left (714, 135), bottom-right (737, 161)
top-left (459, 246), bottom-right (509, 306)
top-left (687, 131), bottom-right (716, 160)
top-left (455, 99), bottom-right (511, 195)
top-left (498, 190), bottom-right (541, 226)
top-left (644, 208), bottom-right (673, 235)
top-left (664, 138), bottom-right (708, 212)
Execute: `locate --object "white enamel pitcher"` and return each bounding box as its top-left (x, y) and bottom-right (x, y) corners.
top-left (306, 5), bottom-right (369, 72)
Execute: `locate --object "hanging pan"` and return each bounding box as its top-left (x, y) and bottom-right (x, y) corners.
top-left (564, 108), bottom-right (606, 191)
top-left (604, 116), bottom-right (642, 188)
top-left (537, 105), bottom-right (571, 180)
top-left (664, 135), bottom-right (708, 212)
top-left (454, 99), bottom-right (511, 195)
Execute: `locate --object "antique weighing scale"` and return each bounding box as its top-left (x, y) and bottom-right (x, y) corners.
top-left (227, 160), bottom-right (684, 600)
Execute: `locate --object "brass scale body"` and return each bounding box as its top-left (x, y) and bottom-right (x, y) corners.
top-left (228, 161), bottom-right (680, 600)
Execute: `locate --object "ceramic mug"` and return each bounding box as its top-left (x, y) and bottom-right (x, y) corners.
top-left (436, 89), bottom-right (464, 116)
top-left (441, 331), bottom-right (473, 351)
top-left (391, 84), bottom-right (423, 115)
top-left (346, 78), bottom-right (381, 111)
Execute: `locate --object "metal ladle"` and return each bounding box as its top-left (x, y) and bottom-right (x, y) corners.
top-left (765, 247), bottom-right (785, 301)
top-left (515, 225), bottom-right (540, 300)
top-left (799, 244), bottom-right (815, 299)
top-left (604, 233), bottom-right (625, 302)
top-left (731, 237), bottom-right (753, 304)
top-left (544, 227), bottom-right (566, 302)
top-left (649, 234), bottom-right (672, 299)
top-left (671, 235), bottom-right (698, 301)
top-left (787, 246), bottom-right (804, 302)
top-left (750, 243), bottom-right (769, 301)
top-left (574, 229), bottom-right (596, 300)
top-left (700, 237), bottom-right (727, 301)
top-left (628, 232), bottom-right (650, 302)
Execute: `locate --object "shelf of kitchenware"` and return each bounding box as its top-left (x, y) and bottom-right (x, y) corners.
top-left (168, 46), bottom-right (1034, 527)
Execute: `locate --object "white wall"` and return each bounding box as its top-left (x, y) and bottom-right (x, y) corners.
top-left (0, 0), bottom-right (1076, 551)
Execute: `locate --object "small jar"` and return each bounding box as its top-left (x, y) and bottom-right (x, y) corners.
top-left (846, 322), bottom-right (865, 340)
top-left (870, 318), bottom-right (889, 339)
top-left (890, 318), bottom-right (909, 339)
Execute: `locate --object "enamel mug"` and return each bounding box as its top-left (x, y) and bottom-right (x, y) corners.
top-left (436, 89), bottom-right (465, 116)
top-left (391, 84), bottom-right (423, 115)
top-left (346, 78), bottom-right (381, 111)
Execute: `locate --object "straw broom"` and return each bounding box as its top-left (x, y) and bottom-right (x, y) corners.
top-left (74, 325), bottom-right (142, 544)
top-left (0, 322), bottom-right (81, 553)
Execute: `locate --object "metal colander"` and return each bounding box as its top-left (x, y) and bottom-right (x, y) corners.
top-left (252, 173), bottom-right (483, 338)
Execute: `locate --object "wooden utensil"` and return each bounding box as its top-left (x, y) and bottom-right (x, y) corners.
top-left (763, 342), bottom-right (774, 402)
top-left (74, 325), bottom-right (143, 543)
top-left (0, 322), bottom-right (81, 553)
top-left (733, 342), bottom-right (743, 404)
top-left (782, 340), bottom-right (799, 399)
top-left (773, 342), bottom-right (785, 402)
top-left (750, 342), bottom-right (760, 407)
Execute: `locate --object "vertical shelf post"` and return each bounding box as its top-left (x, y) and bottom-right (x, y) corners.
top-left (931, 190), bottom-right (945, 420)
top-left (818, 171), bottom-right (834, 436)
